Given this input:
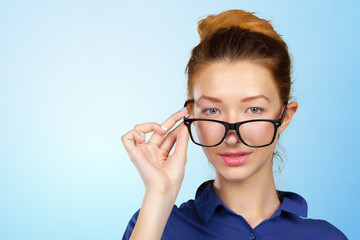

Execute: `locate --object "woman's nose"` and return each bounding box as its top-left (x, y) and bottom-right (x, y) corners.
top-left (223, 130), bottom-right (241, 146)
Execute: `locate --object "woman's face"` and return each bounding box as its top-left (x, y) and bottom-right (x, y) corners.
top-left (191, 60), bottom-right (294, 183)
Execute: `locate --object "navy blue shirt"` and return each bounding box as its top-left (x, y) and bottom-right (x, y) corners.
top-left (123, 180), bottom-right (347, 239)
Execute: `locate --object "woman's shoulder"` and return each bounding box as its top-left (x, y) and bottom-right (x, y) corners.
top-left (276, 190), bottom-right (347, 239)
top-left (286, 215), bottom-right (348, 239)
top-left (121, 203), bottom-right (199, 240)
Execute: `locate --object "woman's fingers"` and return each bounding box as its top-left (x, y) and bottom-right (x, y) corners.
top-left (159, 124), bottom-right (181, 155)
top-left (132, 130), bottom-right (146, 145)
top-left (134, 122), bottom-right (168, 141)
top-left (148, 108), bottom-right (189, 146)
top-left (159, 123), bottom-right (189, 166)
top-left (121, 107), bottom-right (189, 158)
top-left (121, 129), bottom-right (137, 153)
top-left (167, 124), bottom-right (189, 168)
top-left (121, 123), bottom-right (166, 153)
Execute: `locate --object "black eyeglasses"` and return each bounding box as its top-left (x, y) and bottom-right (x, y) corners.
top-left (183, 100), bottom-right (287, 148)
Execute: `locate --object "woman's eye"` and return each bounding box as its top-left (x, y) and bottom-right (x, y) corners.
top-left (247, 107), bottom-right (263, 114)
top-left (203, 108), bottom-right (219, 115)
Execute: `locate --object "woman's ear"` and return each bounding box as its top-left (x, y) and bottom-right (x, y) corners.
top-left (278, 101), bottom-right (298, 134)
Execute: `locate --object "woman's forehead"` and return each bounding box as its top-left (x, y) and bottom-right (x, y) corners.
top-left (192, 61), bottom-right (280, 103)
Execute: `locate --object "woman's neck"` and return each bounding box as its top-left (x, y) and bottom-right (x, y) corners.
top-left (212, 160), bottom-right (280, 229)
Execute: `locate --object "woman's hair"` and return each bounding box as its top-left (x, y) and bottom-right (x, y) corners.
top-left (185, 9), bottom-right (292, 107)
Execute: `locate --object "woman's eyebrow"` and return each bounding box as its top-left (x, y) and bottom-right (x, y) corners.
top-left (197, 94), bottom-right (270, 103)
top-left (241, 94), bottom-right (270, 103)
top-left (197, 95), bottom-right (222, 103)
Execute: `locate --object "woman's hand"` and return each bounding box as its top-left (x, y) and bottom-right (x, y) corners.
top-left (121, 108), bottom-right (190, 201)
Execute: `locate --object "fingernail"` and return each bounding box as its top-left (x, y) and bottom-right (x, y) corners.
top-left (161, 125), bottom-right (168, 131)
top-left (178, 107), bottom-right (186, 112)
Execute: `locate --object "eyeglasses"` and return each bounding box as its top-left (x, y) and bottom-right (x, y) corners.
top-left (183, 100), bottom-right (287, 148)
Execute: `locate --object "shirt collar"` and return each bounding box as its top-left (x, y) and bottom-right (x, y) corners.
top-left (276, 190), bottom-right (308, 218)
top-left (194, 180), bottom-right (308, 223)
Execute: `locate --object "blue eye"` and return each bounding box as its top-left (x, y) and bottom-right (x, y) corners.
top-left (202, 108), bottom-right (219, 115)
top-left (247, 107), bottom-right (263, 114)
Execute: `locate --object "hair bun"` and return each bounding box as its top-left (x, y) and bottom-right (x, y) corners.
top-left (197, 9), bottom-right (285, 47)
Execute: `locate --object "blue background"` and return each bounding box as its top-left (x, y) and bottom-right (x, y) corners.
top-left (0, 0), bottom-right (359, 239)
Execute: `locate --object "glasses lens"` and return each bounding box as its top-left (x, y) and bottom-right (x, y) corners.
top-left (239, 121), bottom-right (275, 147)
top-left (190, 120), bottom-right (226, 146)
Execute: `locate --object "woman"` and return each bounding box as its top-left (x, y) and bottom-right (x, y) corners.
top-left (121, 9), bottom-right (348, 240)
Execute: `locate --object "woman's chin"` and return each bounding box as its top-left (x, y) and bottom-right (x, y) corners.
top-left (215, 167), bottom-right (252, 183)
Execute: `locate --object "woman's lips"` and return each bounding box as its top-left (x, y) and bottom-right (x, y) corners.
top-left (219, 152), bottom-right (251, 166)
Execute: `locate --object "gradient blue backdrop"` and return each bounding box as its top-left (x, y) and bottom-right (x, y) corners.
top-left (0, 0), bottom-right (359, 239)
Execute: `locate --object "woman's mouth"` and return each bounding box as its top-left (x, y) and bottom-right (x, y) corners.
top-left (219, 152), bottom-right (251, 166)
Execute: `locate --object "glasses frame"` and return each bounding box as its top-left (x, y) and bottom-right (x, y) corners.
top-left (183, 99), bottom-right (287, 148)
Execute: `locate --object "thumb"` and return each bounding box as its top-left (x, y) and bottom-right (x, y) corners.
top-left (168, 123), bottom-right (189, 168)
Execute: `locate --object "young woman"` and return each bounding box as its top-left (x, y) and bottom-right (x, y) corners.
top-left (121, 9), bottom-right (348, 240)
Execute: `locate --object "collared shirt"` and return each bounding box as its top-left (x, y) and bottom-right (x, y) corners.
top-left (123, 180), bottom-right (348, 240)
